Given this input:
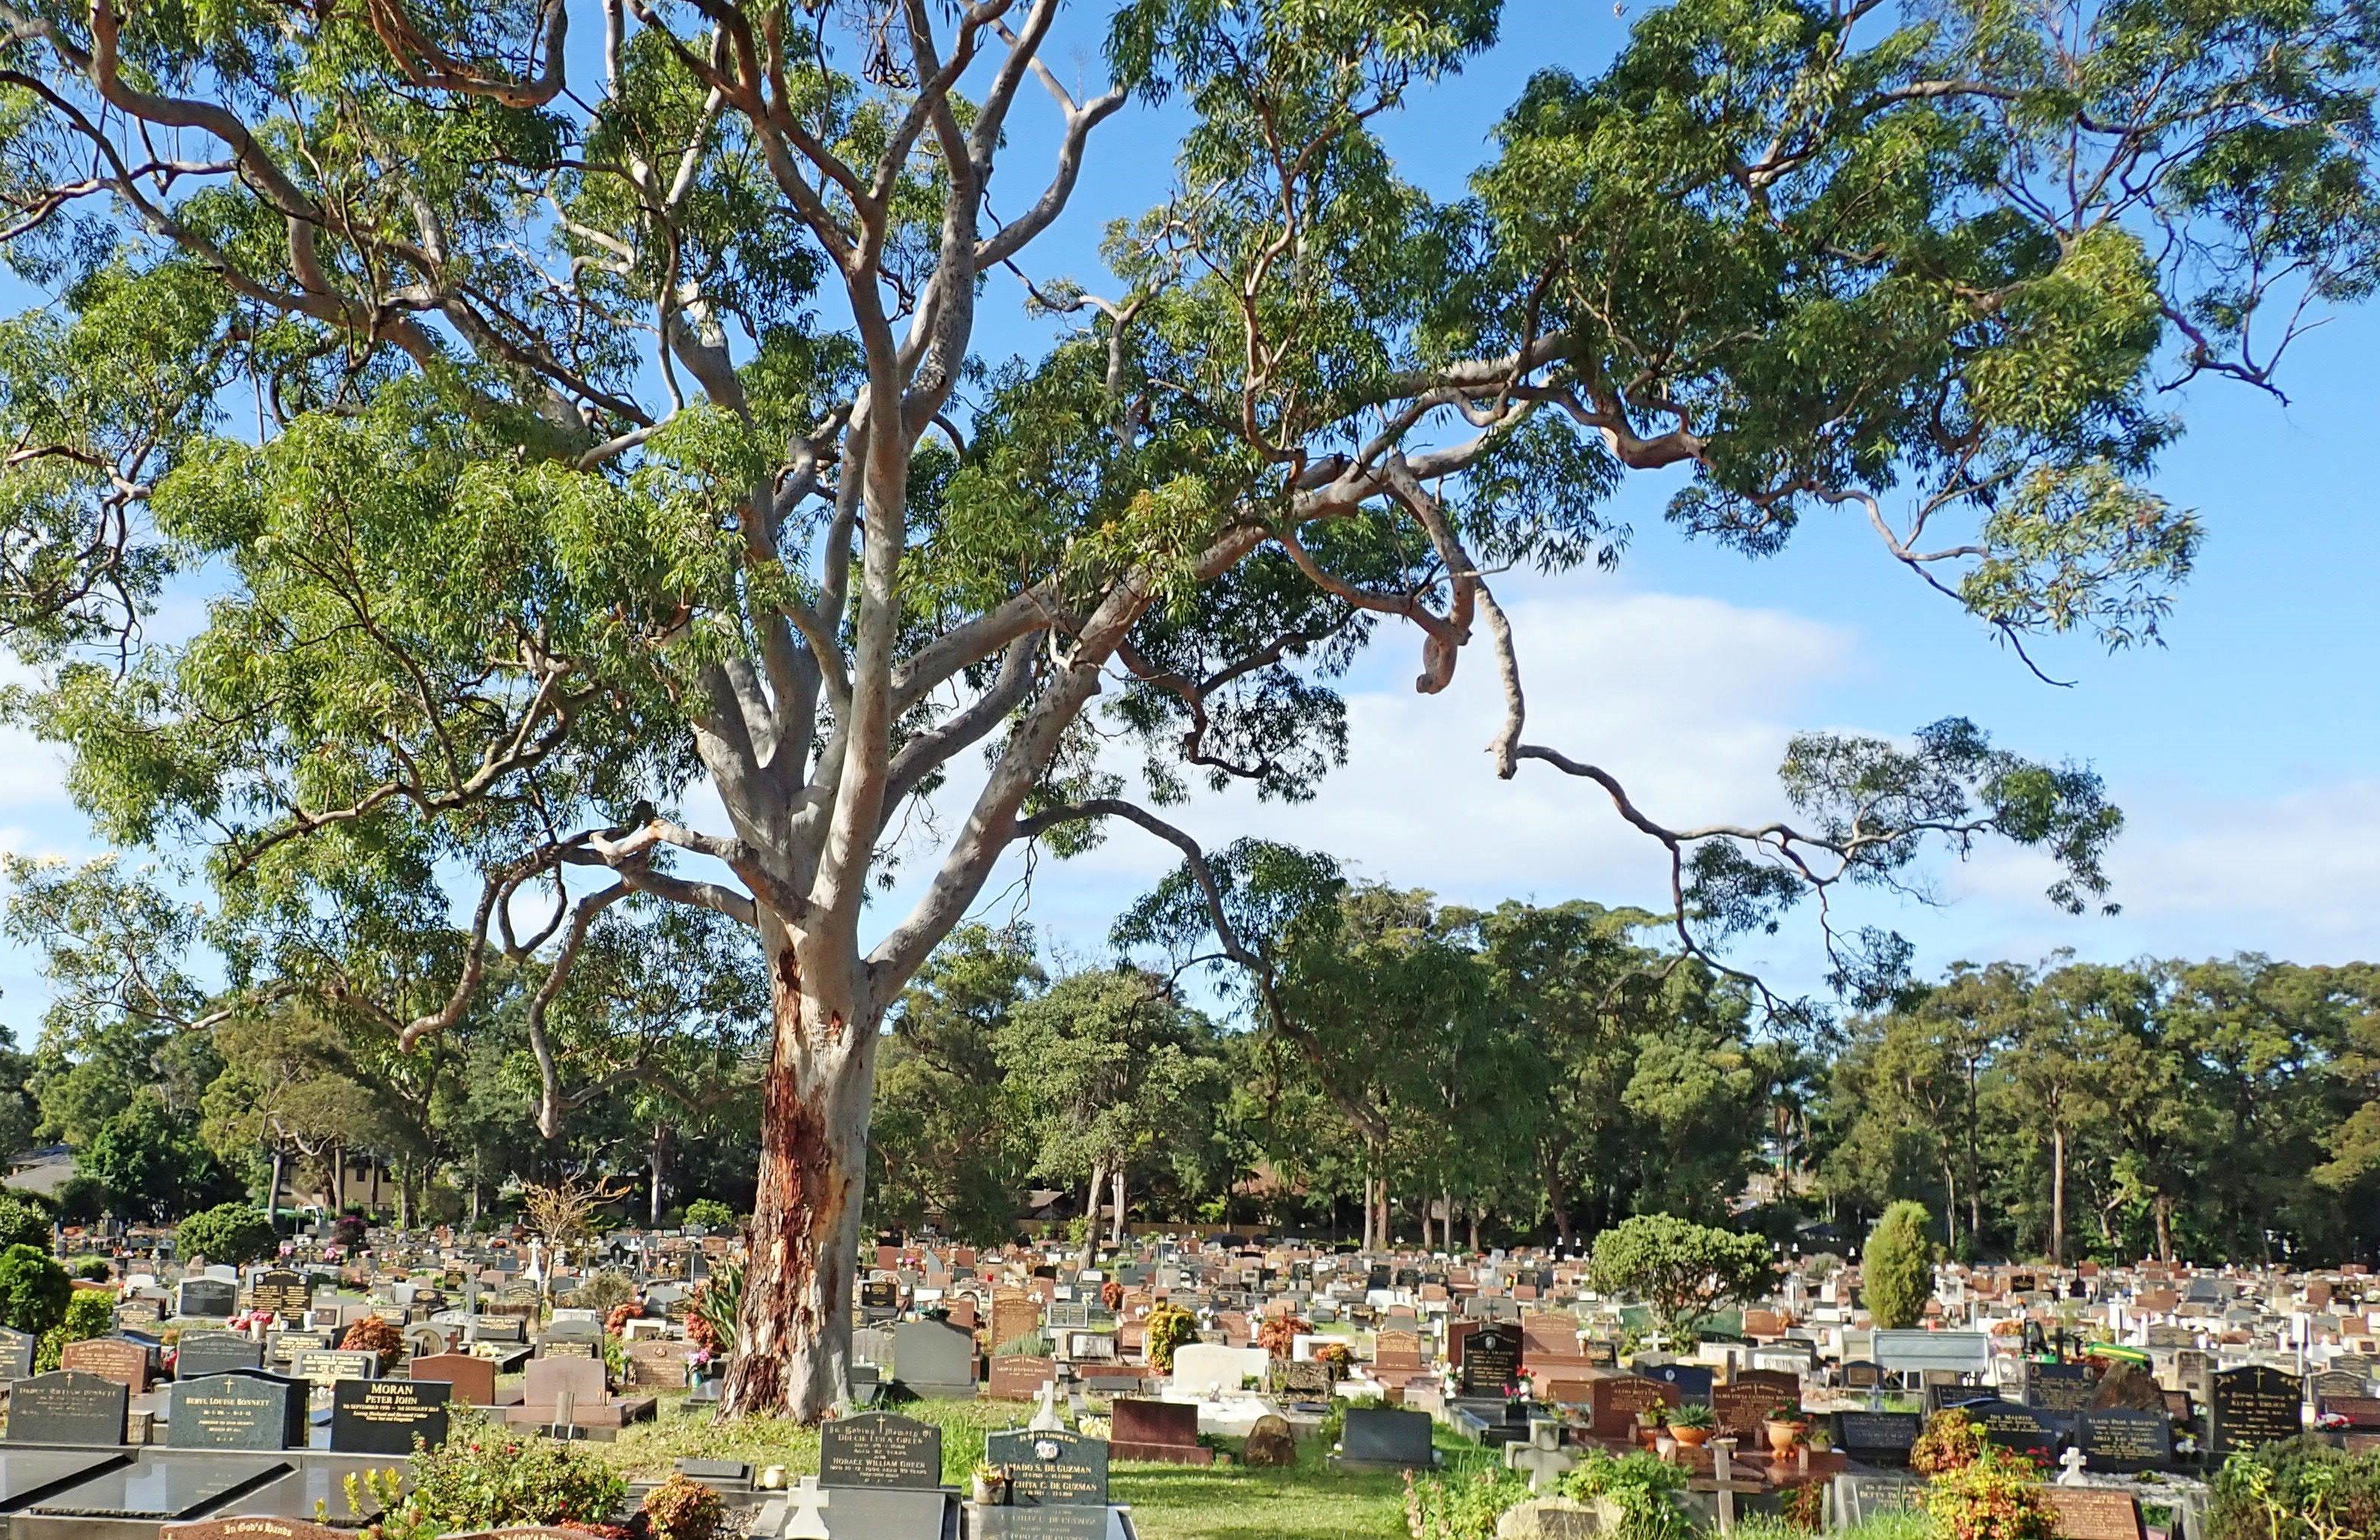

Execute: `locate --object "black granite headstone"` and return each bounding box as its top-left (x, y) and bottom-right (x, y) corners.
top-left (329, 1378), bottom-right (452, 1454)
top-left (1833, 1411), bottom-right (1922, 1467)
top-left (2075, 1409), bottom-right (2175, 1475)
top-left (0, 1325), bottom-right (33, 1382)
top-left (1964, 1398), bottom-right (2057, 1458)
top-left (2209, 1366), bottom-right (2300, 1457)
top-left (1459, 1325), bottom-right (1520, 1398)
top-left (983, 1429), bottom-right (1107, 1506)
top-left (820, 1412), bottom-right (942, 1489)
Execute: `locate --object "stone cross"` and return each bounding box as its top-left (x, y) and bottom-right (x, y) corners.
top-left (780, 1476), bottom-right (831, 1540)
top-left (2057, 1447), bottom-right (2090, 1486)
top-left (1709, 1438), bottom-right (1749, 1534)
top-left (1504, 1439), bottom-right (1577, 1493)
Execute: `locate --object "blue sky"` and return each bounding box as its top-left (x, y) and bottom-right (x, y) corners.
top-left (3, 0), bottom-right (2376, 1035)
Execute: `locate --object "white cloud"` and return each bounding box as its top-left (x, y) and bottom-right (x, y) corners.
top-left (1936, 778), bottom-right (2380, 966)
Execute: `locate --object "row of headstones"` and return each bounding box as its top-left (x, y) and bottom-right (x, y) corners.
top-left (2, 1366), bottom-right (449, 1456)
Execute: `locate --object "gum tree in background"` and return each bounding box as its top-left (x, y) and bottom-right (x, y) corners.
top-left (3, 0), bottom-right (2376, 1416)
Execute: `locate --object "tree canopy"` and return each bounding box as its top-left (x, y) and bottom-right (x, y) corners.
top-left (2, 0), bottom-right (2375, 1416)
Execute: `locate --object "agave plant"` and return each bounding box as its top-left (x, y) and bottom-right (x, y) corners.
top-left (687, 1264), bottom-right (744, 1362)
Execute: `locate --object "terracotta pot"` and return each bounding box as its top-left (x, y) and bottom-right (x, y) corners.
top-left (1672, 1426), bottom-right (1711, 1447)
top-left (1766, 1421), bottom-right (1805, 1456)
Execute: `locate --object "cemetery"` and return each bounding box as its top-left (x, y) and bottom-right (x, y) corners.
top-left (0, 1210), bottom-right (2375, 1540)
top-left (1, 0), bottom-right (2378, 1532)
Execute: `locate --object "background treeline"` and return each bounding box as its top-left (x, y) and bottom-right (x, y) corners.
top-left (5, 853), bottom-right (2377, 1264)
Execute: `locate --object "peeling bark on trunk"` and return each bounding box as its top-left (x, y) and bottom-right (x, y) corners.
top-left (720, 929), bottom-right (876, 1422)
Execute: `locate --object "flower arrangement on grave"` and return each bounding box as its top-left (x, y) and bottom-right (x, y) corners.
top-left (1315, 1341), bottom-right (1352, 1380)
top-left (1256, 1313), bottom-right (1310, 1359)
top-left (605, 1301), bottom-right (642, 1337)
top-left (1101, 1279), bottom-right (1124, 1312)
top-left (970, 1463), bottom-right (1011, 1505)
top-left (1143, 1302), bottom-right (1196, 1373)
top-left (340, 1315), bottom-right (404, 1374)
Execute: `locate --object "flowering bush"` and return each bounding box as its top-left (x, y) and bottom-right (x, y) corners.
top-left (1913, 1409), bottom-right (1988, 1475)
top-left (1923, 1445), bottom-right (2057, 1540)
top-left (605, 1301), bottom-right (642, 1338)
top-left (340, 1316), bottom-right (404, 1373)
top-left (364, 1412), bottom-right (627, 1540)
top-left (1256, 1313), bottom-right (1310, 1358)
top-left (1315, 1341), bottom-right (1352, 1379)
top-left (639, 1475), bottom-right (724, 1540)
top-left (1101, 1279), bottom-right (1124, 1312)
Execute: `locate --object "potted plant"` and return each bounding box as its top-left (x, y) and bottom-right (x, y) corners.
top-left (1764, 1401), bottom-right (1810, 1457)
top-left (1668, 1402), bottom-right (1716, 1447)
top-left (970, 1463), bottom-right (1009, 1505)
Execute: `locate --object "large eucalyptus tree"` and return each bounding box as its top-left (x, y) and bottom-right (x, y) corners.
top-left (2, 0), bottom-right (2372, 1416)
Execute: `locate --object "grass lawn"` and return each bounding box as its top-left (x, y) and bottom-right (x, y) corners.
top-left (603, 1396), bottom-right (1486, 1540)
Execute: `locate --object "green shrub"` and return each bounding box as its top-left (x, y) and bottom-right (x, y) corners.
top-left (1143, 1302), bottom-right (1196, 1373)
top-left (1561, 1450), bottom-right (1692, 1540)
top-left (0, 1195), bottom-right (51, 1253)
top-left (176, 1203), bottom-right (278, 1265)
top-left (72, 1256), bottom-right (110, 1280)
top-left (367, 1412), bottom-right (627, 1540)
top-left (1864, 1202), bottom-right (1936, 1330)
top-left (35, 1288), bottom-right (118, 1371)
top-left (0, 1244), bottom-right (71, 1334)
top-left (2210, 1436), bottom-right (2380, 1540)
top-left (682, 1199), bottom-right (736, 1231)
top-left (1407, 1466), bottom-right (1530, 1540)
top-left (569, 1268), bottom-right (636, 1313)
top-left (1588, 1214), bottom-right (1775, 1343)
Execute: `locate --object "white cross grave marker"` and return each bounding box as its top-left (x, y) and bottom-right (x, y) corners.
top-left (781, 1476), bottom-right (831, 1540)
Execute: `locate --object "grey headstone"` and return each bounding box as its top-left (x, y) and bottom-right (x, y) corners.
top-left (983, 1429), bottom-right (1107, 1506)
top-left (1340, 1406), bottom-right (1435, 1469)
top-left (174, 1330), bottom-right (265, 1379)
top-left (167, 1369), bottom-right (307, 1449)
top-left (894, 1319), bottom-right (976, 1394)
top-left (2, 1370), bottom-right (129, 1446)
